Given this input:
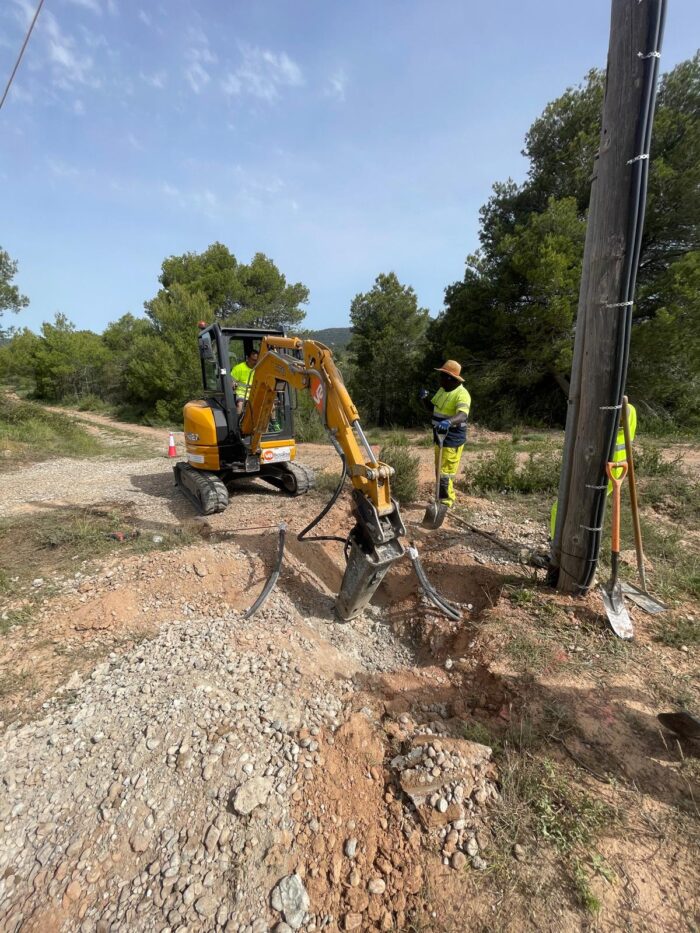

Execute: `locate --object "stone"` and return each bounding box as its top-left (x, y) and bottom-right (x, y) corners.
top-left (344, 838), bottom-right (358, 859)
top-left (344, 914), bottom-right (363, 931)
top-left (465, 837), bottom-right (479, 858)
top-left (195, 894), bottom-right (218, 918)
top-left (513, 844), bottom-right (526, 861)
top-left (233, 777), bottom-right (273, 816)
top-left (65, 880), bottom-right (82, 901)
top-left (270, 873), bottom-right (310, 930)
top-left (368, 878), bottom-right (386, 895)
top-left (450, 851), bottom-right (467, 871)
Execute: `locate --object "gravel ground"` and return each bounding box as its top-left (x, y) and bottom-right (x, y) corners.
top-left (0, 539), bottom-right (419, 933)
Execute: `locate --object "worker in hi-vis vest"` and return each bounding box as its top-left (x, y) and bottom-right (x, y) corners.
top-left (549, 403), bottom-right (637, 538)
top-left (231, 348), bottom-right (259, 414)
top-left (420, 359), bottom-right (471, 508)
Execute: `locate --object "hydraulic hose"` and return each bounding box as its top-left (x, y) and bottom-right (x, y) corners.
top-left (297, 453), bottom-right (349, 548)
top-left (578, 0), bottom-right (666, 593)
top-left (407, 544), bottom-right (462, 622)
top-left (244, 523), bottom-right (287, 619)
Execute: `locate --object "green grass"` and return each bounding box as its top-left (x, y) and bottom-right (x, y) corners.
top-left (0, 505), bottom-right (194, 603)
top-left (491, 739), bottom-right (616, 915)
top-left (0, 393), bottom-right (105, 468)
top-left (654, 614), bottom-right (699, 649)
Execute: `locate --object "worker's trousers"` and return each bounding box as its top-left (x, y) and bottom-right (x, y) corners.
top-left (435, 444), bottom-right (464, 507)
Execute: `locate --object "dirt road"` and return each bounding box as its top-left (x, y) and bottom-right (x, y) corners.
top-left (0, 409), bottom-right (697, 932)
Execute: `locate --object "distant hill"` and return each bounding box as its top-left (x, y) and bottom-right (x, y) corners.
top-left (305, 327), bottom-right (352, 349)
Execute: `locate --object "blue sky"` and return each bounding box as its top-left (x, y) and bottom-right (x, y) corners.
top-left (2, 0), bottom-right (698, 334)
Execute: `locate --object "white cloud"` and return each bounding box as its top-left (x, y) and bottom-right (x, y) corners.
top-left (222, 45), bottom-right (303, 102)
top-left (73, 98), bottom-right (85, 114)
top-left (106, 0), bottom-right (118, 14)
top-left (184, 33), bottom-right (217, 94)
top-left (160, 182), bottom-right (220, 218)
top-left (138, 8), bottom-right (151, 26)
top-left (47, 158), bottom-right (80, 178)
top-left (43, 10), bottom-right (100, 89)
top-left (126, 132), bottom-right (143, 151)
top-left (185, 61), bottom-right (210, 93)
top-left (140, 70), bottom-right (166, 89)
top-left (65, 0), bottom-right (102, 13)
top-left (326, 69), bottom-right (347, 102)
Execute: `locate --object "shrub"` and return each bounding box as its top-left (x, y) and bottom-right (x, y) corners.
top-left (634, 444), bottom-right (677, 477)
top-left (294, 392), bottom-right (327, 443)
top-left (467, 441), bottom-right (561, 494)
top-left (379, 443), bottom-right (420, 504)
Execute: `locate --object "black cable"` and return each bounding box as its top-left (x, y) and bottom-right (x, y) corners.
top-left (297, 455), bottom-right (349, 547)
top-left (0, 0), bottom-right (45, 113)
top-left (243, 523), bottom-right (286, 619)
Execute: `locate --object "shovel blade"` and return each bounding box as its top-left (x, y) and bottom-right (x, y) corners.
top-left (422, 501), bottom-right (448, 530)
top-left (620, 581), bottom-right (667, 615)
top-left (600, 581), bottom-right (634, 639)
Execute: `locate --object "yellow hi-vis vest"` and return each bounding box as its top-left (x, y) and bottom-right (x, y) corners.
top-left (549, 403), bottom-right (637, 538)
top-left (232, 361), bottom-right (255, 400)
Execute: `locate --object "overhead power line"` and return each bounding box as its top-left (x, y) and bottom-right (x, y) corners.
top-left (0, 0), bottom-right (46, 114)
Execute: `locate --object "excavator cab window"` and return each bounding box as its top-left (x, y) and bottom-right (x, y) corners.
top-left (199, 332), bottom-right (221, 393)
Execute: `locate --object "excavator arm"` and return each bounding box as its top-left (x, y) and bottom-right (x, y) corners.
top-left (240, 336), bottom-right (405, 620)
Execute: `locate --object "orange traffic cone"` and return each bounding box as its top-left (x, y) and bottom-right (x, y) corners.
top-left (168, 432), bottom-right (177, 458)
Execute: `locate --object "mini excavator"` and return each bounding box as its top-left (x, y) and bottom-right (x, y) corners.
top-left (175, 324), bottom-right (407, 619)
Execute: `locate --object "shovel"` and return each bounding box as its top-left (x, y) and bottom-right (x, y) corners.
top-left (600, 459), bottom-right (634, 639)
top-left (619, 396), bottom-right (667, 614)
top-left (422, 426), bottom-right (449, 529)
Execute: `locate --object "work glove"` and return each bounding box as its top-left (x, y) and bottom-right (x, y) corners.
top-left (436, 419), bottom-right (451, 433)
top-left (418, 388), bottom-right (429, 400)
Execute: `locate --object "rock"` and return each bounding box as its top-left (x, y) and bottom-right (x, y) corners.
top-left (270, 874), bottom-right (310, 930)
top-left (513, 844), bottom-right (526, 861)
top-left (233, 777), bottom-right (273, 816)
top-left (465, 837), bottom-right (479, 857)
top-left (195, 895), bottom-right (218, 919)
top-left (436, 797), bottom-right (448, 814)
top-left (344, 914), bottom-right (363, 931)
top-left (471, 855), bottom-right (488, 871)
top-left (130, 833), bottom-right (150, 853)
top-left (450, 851), bottom-right (467, 871)
top-left (344, 837), bottom-right (358, 859)
top-left (64, 880), bottom-right (82, 901)
top-left (368, 878), bottom-right (386, 895)
top-left (275, 925), bottom-right (293, 933)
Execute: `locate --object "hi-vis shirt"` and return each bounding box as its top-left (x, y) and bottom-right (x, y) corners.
top-left (432, 385), bottom-right (471, 448)
top-left (232, 361), bottom-right (255, 400)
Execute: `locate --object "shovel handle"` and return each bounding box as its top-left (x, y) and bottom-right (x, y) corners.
top-left (606, 460), bottom-right (627, 553)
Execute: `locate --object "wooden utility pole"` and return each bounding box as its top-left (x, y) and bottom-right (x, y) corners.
top-left (551, 0), bottom-right (665, 593)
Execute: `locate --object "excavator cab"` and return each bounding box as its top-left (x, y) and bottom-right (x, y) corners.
top-left (174, 324), bottom-right (314, 515)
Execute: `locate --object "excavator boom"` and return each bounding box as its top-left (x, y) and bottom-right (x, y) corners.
top-left (240, 336), bottom-right (405, 619)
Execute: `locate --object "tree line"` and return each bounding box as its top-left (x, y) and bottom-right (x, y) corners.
top-left (1, 53), bottom-right (697, 430)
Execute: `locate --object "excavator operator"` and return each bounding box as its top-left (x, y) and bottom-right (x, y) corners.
top-left (420, 359), bottom-right (471, 509)
top-left (232, 348), bottom-right (259, 414)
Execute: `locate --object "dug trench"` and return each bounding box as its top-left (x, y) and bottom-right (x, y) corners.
top-left (0, 471), bottom-right (698, 931)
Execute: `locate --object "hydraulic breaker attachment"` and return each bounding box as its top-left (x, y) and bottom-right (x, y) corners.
top-left (335, 489), bottom-right (405, 621)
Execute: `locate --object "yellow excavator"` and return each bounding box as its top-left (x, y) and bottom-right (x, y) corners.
top-left (175, 323), bottom-right (407, 619)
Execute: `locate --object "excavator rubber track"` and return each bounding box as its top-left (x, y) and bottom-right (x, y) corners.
top-left (174, 462), bottom-right (229, 515)
top-left (259, 462), bottom-right (315, 496)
